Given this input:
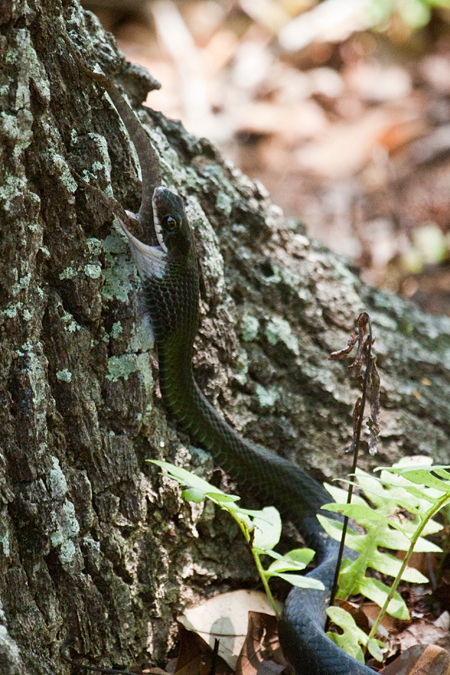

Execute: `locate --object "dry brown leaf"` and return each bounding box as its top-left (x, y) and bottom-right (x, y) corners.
top-left (361, 602), bottom-right (397, 636)
top-left (419, 56), bottom-right (450, 95)
top-left (380, 644), bottom-right (450, 675)
top-left (235, 611), bottom-right (286, 675)
top-left (174, 623), bottom-right (232, 675)
top-left (345, 62), bottom-right (412, 103)
top-left (393, 619), bottom-right (450, 654)
top-left (178, 590), bottom-right (280, 671)
top-left (294, 108), bottom-right (423, 178)
top-left (235, 100), bottom-right (328, 141)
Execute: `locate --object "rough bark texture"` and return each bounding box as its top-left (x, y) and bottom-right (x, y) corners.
top-left (1, 2), bottom-right (450, 674)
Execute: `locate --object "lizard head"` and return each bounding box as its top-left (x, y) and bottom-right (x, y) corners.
top-left (152, 187), bottom-right (193, 258)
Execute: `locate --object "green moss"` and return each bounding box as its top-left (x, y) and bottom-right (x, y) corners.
top-left (56, 369), bottom-right (72, 383)
top-left (265, 317), bottom-right (299, 356)
top-left (241, 314), bottom-right (259, 342)
top-left (128, 319), bottom-right (154, 352)
top-left (0, 113), bottom-right (32, 151)
top-left (106, 354), bottom-right (138, 381)
top-left (135, 353), bottom-right (154, 393)
top-left (61, 500), bottom-right (80, 538)
top-left (49, 152), bottom-right (78, 196)
top-left (2, 303), bottom-right (20, 318)
top-left (65, 320), bottom-right (80, 333)
top-left (0, 531), bottom-right (10, 557)
top-left (111, 321), bottom-right (123, 339)
top-left (57, 229), bottom-right (132, 301)
top-left (12, 272), bottom-right (31, 296)
top-left (59, 539), bottom-right (77, 565)
top-left (59, 267), bottom-right (77, 280)
top-left (91, 161), bottom-right (105, 173)
top-left (101, 230), bottom-right (135, 302)
top-left (189, 446), bottom-right (211, 465)
top-left (255, 384), bottom-right (279, 408)
top-left (49, 457), bottom-right (68, 500)
top-left (50, 499), bottom-right (80, 553)
top-left (84, 263), bottom-right (102, 279)
top-left (102, 263), bottom-right (134, 302)
top-left (86, 237), bottom-right (103, 254)
top-left (102, 233), bottom-right (128, 255)
top-left (216, 191), bottom-right (233, 216)
top-left (233, 349), bottom-right (249, 385)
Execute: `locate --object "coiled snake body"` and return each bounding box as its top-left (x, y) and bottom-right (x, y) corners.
top-left (121, 188), bottom-right (375, 675)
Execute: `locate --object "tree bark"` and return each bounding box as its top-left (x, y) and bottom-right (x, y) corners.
top-left (1, 2), bottom-right (450, 674)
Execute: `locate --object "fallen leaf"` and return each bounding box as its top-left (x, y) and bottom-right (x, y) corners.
top-left (393, 619), bottom-right (450, 653)
top-left (178, 590), bottom-right (280, 670)
top-left (357, 601), bottom-right (395, 637)
top-left (235, 100), bottom-right (328, 142)
top-left (419, 56), bottom-right (450, 95)
top-left (236, 611), bottom-right (286, 675)
top-left (295, 108), bottom-right (422, 178)
top-left (346, 62), bottom-right (412, 103)
top-left (174, 623), bottom-right (232, 675)
top-left (380, 644), bottom-right (450, 675)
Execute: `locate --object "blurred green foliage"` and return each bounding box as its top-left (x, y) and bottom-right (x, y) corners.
top-left (369, 0), bottom-right (450, 29)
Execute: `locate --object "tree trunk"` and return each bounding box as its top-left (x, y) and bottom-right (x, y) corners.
top-left (1, 2), bottom-right (450, 674)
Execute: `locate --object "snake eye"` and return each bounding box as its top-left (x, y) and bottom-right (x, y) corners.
top-left (162, 214), bottom-right (181, 233)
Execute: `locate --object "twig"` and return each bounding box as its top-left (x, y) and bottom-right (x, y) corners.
top-left (327, 313), bottom-right (377, 612)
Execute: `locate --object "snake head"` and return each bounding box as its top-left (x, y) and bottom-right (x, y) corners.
top-left (119, 187), bottom-right (194, 282)
top-left (120, 187), bottom-right (199, 343)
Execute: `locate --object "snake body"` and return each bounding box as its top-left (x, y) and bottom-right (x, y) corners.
top-left (62, 38), bottom-right (376, 675)
top-left (122, 187), bottom-right (375, 675)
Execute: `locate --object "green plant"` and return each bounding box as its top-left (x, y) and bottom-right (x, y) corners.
top-left (150, 457), bottom-right (450, 664)
top-left (320, 457), bottom-right (450, 660)
top-left (326, 605), bottom-right (385, 663)
top-left (150, 460), bottom-right (323, 617)
top-left (368, 0), bottom-right (450, 30)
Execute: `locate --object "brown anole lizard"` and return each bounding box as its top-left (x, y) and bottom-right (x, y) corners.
top-left (59, 34), bottom-right (164, 673)
top-left (62, 32), bottom-right (161, 241)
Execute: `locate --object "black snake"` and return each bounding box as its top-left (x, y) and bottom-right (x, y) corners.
top-left (62, 36), bottom-right (375, 674)
top-left (121, 187), bottom-right (376, 675)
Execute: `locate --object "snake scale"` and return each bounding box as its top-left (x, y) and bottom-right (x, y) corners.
top-left (64, 37), bottom-right (376, 675)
